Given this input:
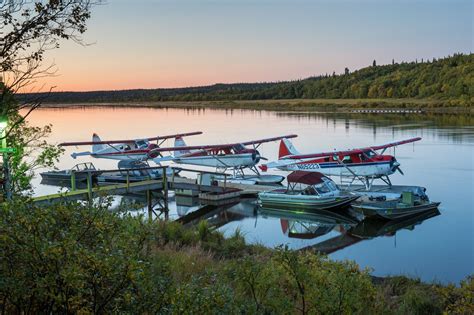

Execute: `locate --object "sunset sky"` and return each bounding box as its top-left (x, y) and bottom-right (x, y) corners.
top-left (39, 0), bottom-right (472, 92)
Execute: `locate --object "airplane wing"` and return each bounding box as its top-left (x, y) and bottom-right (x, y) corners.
top-left (148, 134), bottom-right (299, 154)
top-left (275, 137), bottom-right (422, 160)
top-left (59, 131), bottom-right (202, 146)
top-left (241, 134), bottom-right (298, 146)
top-left (370, 137), bottom-right (422, 151)
top-left (145, 131), bottom-right (203, 142)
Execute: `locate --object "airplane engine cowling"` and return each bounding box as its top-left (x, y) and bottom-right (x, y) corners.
top-left (148, 143), bottom-right (159, 150)
top-left (252, 150), bottom-right (261, 165)
top-left (147, 144), bottom-right (160, 159)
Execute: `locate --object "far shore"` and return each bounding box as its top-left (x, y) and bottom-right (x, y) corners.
top-left (40, 98), bottom-right (473, 114)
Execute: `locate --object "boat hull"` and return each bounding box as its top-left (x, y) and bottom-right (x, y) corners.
top-left (258, 193), bottom-right (359, 211)
top-left (352, 201), bottom-right (441, 220)
top-left (40, 172), bottom-right (90, 182)
top-left (97, 168), bottom-right (178, 184)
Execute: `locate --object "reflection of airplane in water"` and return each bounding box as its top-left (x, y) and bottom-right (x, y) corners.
top-left (176, 199), bottom-right (440, 254)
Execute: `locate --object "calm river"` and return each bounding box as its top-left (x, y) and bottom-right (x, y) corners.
top-left (26, 106), bottom-right (473, 284)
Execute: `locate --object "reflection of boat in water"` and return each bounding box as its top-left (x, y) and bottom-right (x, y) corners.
top-left (40, 162), bottom-right (99, 184)
top-left (348, 208), bottom-right (441, 239)
top-left (303, 208), bottom-right (440, 254)
top-left (351, 191), bottom-right (440, 220)
top-left (258, 171), bottom-right (358, 211)
top-left (259, 206), bottom-right (358, 239)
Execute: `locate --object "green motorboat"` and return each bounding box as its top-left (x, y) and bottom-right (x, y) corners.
top-left (351, 191), bottom-right (441, 220)
top-left (258, 171), bottom-right (359, 211)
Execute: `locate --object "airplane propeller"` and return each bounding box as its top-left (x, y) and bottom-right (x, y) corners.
top-left (396, 167), bottom-right (404, 175)
top-left (390, 158), bottom-right (404, 175)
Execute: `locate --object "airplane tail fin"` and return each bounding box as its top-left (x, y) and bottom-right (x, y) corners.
top-left (174, 137), bottom-right (191, 157)
top-left (92, 133), bottom-right (106, 153)
top-left (278, 138), bottom-right (300, 159)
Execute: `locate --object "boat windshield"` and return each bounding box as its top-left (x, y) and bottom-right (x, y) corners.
top-left (314, 182), bottom-right (331, 194)
top-left (303, 177), bottom-right (340, 196)
top-left (323, 178), bottom-right (339, 191)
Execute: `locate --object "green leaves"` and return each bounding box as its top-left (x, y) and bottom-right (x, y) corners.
top-left (0, 200), bottom-right (148, 313)
top-left (6, 113), bottom-right (65, 195)
top-left (1, 199), bottom-right (471, 313)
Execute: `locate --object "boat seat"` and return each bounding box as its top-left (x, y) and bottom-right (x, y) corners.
top-left (402, 191), bottom-right (415, 206)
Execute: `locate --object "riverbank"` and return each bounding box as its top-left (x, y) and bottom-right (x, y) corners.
top-left (42, 98), bottom-right (473, 113)
top-left (1, 200), bottom-right (473, 313)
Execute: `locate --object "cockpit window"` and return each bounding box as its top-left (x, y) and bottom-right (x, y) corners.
top-left (364, 150), bottom-right (376, 158)
top-left (232, 143), bottom-right (245, 152)
top-left (135, 140), bottom-right (148, 148)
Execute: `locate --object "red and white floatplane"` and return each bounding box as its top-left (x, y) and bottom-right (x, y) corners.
top-left (260, 137), bottom-right (422, 189)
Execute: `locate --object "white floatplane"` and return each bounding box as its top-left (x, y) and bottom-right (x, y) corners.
top-left (151, 134), bottom-right (298, 184)
top-left (59, 131), bottom-right (203, 161)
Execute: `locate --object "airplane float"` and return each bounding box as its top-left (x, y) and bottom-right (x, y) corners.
top-left (59, 131), bottom-right (203, 161)
top-left (260, 137), bottom-right (422, 189)
top-left (151, 134), bottom-right (298, 181)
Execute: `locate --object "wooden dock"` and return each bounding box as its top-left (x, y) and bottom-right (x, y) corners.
top-left (32, 166), bottom-right (276, 222)
top-left (33, 179), bottom-right (165, 204)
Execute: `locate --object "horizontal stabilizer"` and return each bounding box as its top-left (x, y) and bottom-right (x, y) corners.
top-left (260, 159), bottom-right (299, 171)
top-left (153, 156), bottom-right (177, 163)
top-left (71, 151), bottom-right (92, 159)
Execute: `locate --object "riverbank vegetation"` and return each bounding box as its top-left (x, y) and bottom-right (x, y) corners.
top-left (1, 199), bottom-right (473, 314)
top-left (29, 53), bottom-right (473, 110)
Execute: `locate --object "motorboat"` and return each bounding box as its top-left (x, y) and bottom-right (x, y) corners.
top-left (258, 171), bottom-right (359, 211)
top-left (40, 162), bottom-right (99, 183)
top-left (97, 160), bottom-right (178, 184)
top-left (351, 191), bottom-right (441, 220)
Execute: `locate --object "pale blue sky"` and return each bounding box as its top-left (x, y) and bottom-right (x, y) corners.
top-left (45, 0), bottom-right (473, 91)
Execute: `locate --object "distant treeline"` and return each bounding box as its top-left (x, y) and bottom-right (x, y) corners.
top-left (22, 53), bottom-right (473, 104)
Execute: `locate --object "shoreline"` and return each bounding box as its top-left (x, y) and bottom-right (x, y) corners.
top-left (38, 98), bottom-right (473, 114)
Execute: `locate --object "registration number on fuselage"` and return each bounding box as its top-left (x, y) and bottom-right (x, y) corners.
top-left (295, 164), bottom-right (321, 170)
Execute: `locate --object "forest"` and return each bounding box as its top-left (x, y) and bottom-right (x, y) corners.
top-left (23, 53), bottom-right (473, 105)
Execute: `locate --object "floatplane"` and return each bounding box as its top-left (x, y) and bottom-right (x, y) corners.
top-left (260, 137), bottom-right (421, 189)
top-left (151, 134), bottom-right (298, 184)
top-left (59, 131), bottom-right (203, 161)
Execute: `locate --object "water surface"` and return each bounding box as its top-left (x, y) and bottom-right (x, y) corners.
top-left (26, 107), bottom-right (474, 283)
